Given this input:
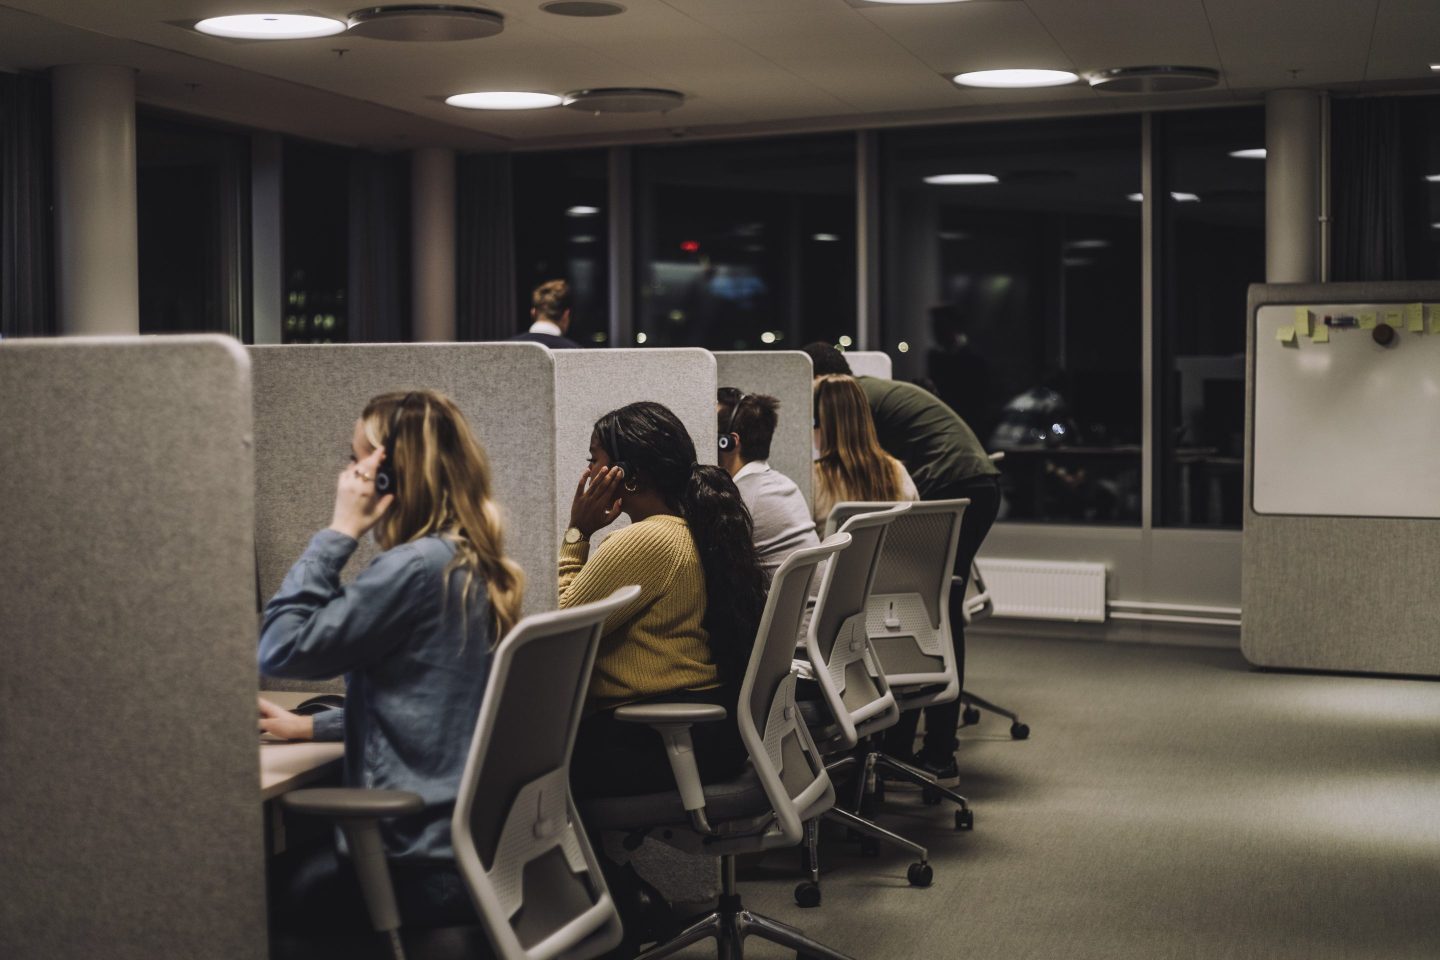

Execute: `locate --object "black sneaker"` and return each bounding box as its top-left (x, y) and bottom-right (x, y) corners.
top-left (914, 752), bottom-right (960, 786)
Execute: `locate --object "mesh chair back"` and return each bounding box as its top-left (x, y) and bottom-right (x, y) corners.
top-left (830, 500), bottom-right (968, 692)
top-left (451, 585), bottom-right (641, 960)
top-left (805, 503), bottom-right (910, 748)
top-left (737, 535), bottom-right (850, 845)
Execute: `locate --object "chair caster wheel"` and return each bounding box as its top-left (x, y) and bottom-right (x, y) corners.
top-left (794, 881), bottom-right (822, 908)
top-left (921, 785), bottom-right (942, 806)
top-left (859, 837), bottom-right (881, 857)
top-left (906, 862), bottom-right (933, 887)
top-left (955, 809), bottom-right (974, 831)
top-left (962, 706), bottom-right (980, 726)
top-left (1010, 722), bottom-right (1030, 740)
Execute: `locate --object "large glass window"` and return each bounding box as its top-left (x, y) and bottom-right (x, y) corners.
top-left (635, 133), bottom-right (856, 350)
top-left (137, 113), bottom-right (249, 338)
top-left (1406, 95), bottom-right (1440, 280)
top-left (513, 149), bottom-right (609, 346)
top-left (1156, 107), bottom-right (1264, 528)
top-left (881, 116), bottom-right (1143, 524)
top-left (282, 139), bottom-right (348, 344)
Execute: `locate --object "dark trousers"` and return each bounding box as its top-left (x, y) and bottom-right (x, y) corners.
top-left (882, 475), bottom-right (1001, 761)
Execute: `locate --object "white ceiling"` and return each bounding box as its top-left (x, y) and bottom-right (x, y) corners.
top-left (0, 0), bottom-right (1436, 151)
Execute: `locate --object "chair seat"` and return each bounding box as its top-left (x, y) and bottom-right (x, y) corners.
top-left (894, 682), bottom-right (948, 702)
top-left (580, 766), bottom-right (770, 831)
top-left (796, 698), bottom-right (845, 749)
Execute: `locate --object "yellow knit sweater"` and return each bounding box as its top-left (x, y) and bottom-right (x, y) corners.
top-left (558, 514), bottom-right (718, 709)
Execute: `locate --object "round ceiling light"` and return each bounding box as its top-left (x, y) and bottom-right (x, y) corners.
top-left (1088, 66), bottom-right (1220, 93)
top-left (541, 1), bottom-right (626, 15)
top-left (566, 205), bottom-right (601, 216)
top-left (194, 14), bottom-right (347, 39)
top-left (347, 5), bottom-right (504, 41)
top-left (562, 88), bottom-right (685, 113)
top-left (445, 91), bottom-right (562, 110)
top-left (954, 69), bottom-right (1079, 88)
top-left (924, 173), bottom-right (999, 185)
top-left (1229, 148), bottom-right (1266, 160)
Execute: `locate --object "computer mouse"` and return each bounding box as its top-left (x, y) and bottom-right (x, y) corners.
top-left (293, 694), bottom-right (345, 715)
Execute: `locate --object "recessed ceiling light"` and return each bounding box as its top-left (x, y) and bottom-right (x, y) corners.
top-left (1127, 193), bottom-right (1144, 202)
top-left (445, 91), bottom-right (562, 110)
top-left (563, 88), bottom-right (685, 113)
top-left (346, 6), bottom-right (505, 41)
top-left (1426, 174), bottom-right (1440, 182)
top-left (1089, 65), bottom-right (1220, 93)
top-left (812, 233), bottom-right (841, 242)
top-left (195, 14), bottom-right (346, 39)
top-left (566, 205), bottom-right (600, 216)
top-left (1230, 148), bottom-right (1266, 160)
top-left (924, 173), bottom-right (999, 185)
top-left (938, 230), bottom-right (969, 241)
top-left (1172, 191), bottom-right (1201, 202)
top-left (1063, 257), bottom-right (1094, 268)
top-left (954, 69), bottom-right (1079, 89)
top-left (541, 1), bottom-right (626, 15)
top-left (1066, 239), bottom-right (1110, 250)
top-left (1431, 64), bottom-right (1440, 72)
top-left (571, 235), bottom-right (597, 243)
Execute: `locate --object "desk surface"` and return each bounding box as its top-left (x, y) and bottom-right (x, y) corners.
top-left (259, 691), bottom-right (344, 800)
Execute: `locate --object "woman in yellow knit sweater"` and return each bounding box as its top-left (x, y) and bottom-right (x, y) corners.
top-left (559, 401), bottom-right (767, 800)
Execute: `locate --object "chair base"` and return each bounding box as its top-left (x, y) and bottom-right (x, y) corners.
top-left (642, 856), bottom-right (855, 960)
top-left (960, 690), bottom-right (1030, 740)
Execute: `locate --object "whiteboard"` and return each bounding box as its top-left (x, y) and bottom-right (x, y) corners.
top-left (1253, 301), bottom-right (1440, 518)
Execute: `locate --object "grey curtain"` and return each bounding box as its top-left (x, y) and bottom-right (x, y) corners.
top-left (0, 71), bottom-right (54, 338)
top-left (347, 151), bottom-right (409, 342)
top-left (1331, 98), bottom-right (1411, 282)
top-left (456, 152), bottom-right (515, 341)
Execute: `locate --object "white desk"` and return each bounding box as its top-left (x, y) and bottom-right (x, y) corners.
top-left (258, 691), bottom-right (344, 800)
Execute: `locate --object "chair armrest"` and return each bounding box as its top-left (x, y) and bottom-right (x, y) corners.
top-left (281, 787), bottom-right (424, 820)
top-left (612, 704), bottom-right (728, 833)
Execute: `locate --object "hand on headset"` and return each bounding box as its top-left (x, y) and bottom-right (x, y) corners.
top-left (330, 446), bottom-right (396, 541)
top-left (569, 463), bottom-right (625, 539)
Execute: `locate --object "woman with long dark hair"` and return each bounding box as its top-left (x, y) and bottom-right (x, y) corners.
top-left (558, 400), bottom-right (767, 796)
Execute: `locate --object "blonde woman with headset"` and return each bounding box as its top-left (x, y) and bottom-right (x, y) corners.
top-left (258, 389), bottom-right (524, 937)
top-left (812, 373), bottom-right (919, 523)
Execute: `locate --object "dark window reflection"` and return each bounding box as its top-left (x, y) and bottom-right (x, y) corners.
top-left (636, 134), bottom-right (855, 350)
top-left (283, 139), bottom-right (348, 344)
top-left (1408, 95), bottom-right (1440, 280)
top-left (137, 113), bottom-right (249, 338)
top-left (1157, 107), bottom-right (1264, 529)
top-left (882, 116), bottom-right (1142, 525)
top-left (513, 150), bottom-right (609, 347)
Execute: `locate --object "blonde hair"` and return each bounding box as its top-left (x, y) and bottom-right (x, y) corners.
top-left (531, 279), bottom-right (572, 322)
top-left (362, 390), bottom-right (524, 640)
top-left (813, 374), bottom-right (904, 503)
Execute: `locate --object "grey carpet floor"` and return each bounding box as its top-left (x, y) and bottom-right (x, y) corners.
top-left (698, 634), bottom-right (1440, 960)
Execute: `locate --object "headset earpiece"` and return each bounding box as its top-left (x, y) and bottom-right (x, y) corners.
top-left (601, 419), bottom-right (634, 483)
top-left (719, 391), bottom-right (748, 454)
top-left (374, 393), bottom-right (414, 496)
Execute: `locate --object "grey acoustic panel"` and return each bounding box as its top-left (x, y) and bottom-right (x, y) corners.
top-left (715, 351), bottom-right (814, 510)
top-left (843, 350), bottom-right (892, 379)
top-left (251, 344), bottom-right (559, 638)
top-left (552, 349), bottom-right (717, 548)
top-left (0, 336), bottom-right (266, 960)
top-left (1243, 282), bottom-right (1440, 676)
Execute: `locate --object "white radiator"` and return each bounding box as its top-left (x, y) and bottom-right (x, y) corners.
top-left (973, 559), bottom-right (1107, 623)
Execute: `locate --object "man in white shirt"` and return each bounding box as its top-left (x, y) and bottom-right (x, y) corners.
top-left (510, 278), bottom-right (581, 349)
top-left (716, 388), bottom-right (820, 583)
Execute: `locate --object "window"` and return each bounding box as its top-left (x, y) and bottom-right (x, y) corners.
top-left (282, 139), bottom-right (348, 344)
top-left (513, 149), bottom-right (609, 346)
top-left (881, 116), bottom-right (1143, 524)
top-left (635, 133), bottom-right (856, 350)
top-left (1406, 95), bottom-right (1440, 280)
top-left (1156, 107), bottom-right (1264, 528)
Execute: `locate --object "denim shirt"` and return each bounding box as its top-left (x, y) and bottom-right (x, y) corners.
top-left (260, 529), bottom-right (493, 860)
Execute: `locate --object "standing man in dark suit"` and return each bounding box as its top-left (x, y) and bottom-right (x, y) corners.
top-left (510, 278), bottom-right (582, 349)
top-left (803, 342), bottom-right (1000, 783)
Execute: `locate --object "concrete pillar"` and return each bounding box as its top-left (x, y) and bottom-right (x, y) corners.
top-left (51, 64), bottom-right (139, 336)
top-left (410, 147), bottom-right (456, 341)
top-left (1265, 89), bottom-right (1323, 283)
top-left (250, 134), bottom-right (284, 345)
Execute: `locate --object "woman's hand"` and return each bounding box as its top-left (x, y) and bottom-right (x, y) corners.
top-left (258, 697), bottom-right (314, 740)
top-left (330, 446), bottom-right (394, 541)
top-left (569, 464), bottom-right (624, 538)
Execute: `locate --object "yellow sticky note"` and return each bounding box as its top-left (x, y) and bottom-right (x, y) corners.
top-left (1313, 322), bottom-right (1330, 343)
top-left (1293, 308), bottom-right (1312, 337)
top-left (1406, 302), bottom-right (1424, 332)
top-left (1359, 312), bottom-right (1377, 329)
top-left (1276, 325), bottom-right (1297, 344)
top-left (1428, 305), bottom-right (1440, 334)
top-left (1383, 310), bottom-right (1403, 327)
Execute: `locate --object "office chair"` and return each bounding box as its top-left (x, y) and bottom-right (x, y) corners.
top-left (825, 499), bottom-right (979, 825)
top-left (795, 503), bottom-right (945, 907)
top-left (579, 534), bottom-right (856, 960)
top-left (281, 584), bottom-right (641, 960)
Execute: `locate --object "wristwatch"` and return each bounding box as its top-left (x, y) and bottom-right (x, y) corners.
top-left (564, 527), bottom-right (588, 545)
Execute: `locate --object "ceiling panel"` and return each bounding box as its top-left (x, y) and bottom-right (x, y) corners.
top-left (861, 1), bottom-right (1072, 73)
top-left (1203, 0), bottom-right (1379, 88)
top-left (1366, 0), bottom-right (1440, 83)
top-left (1023, 0), bottom-right (1218, 75)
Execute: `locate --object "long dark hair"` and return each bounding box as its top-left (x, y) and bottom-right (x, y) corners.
top-left (594, 401), bottom-right (767, 686)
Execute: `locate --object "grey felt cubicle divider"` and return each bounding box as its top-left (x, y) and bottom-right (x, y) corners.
top-left (1244, 281), bottom-right (1440, 676)
top-left (251, 343), bottom-right (560, 635)
top-left (714, 350), bottom-right (814, 510)
top-left (0, 336), bottom-right (266, 960)
top-left (842, 350), bottom-right (893, 380)
top-left (553, 348), bottom-right (717, 548)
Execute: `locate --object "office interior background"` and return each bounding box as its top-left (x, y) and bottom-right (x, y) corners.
top-left (3, 2), bottom-right (1440, 959)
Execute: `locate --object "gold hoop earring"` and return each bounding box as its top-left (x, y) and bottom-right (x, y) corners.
top-left (623, 478), bottom-right (639, 494)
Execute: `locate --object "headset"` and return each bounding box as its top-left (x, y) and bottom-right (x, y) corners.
top-left (373, 392), bottom-right (416, 497)
top-left (599, 417), bottom-right (634, 484)
top-left (717, 389), bottom-right (749, 453)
